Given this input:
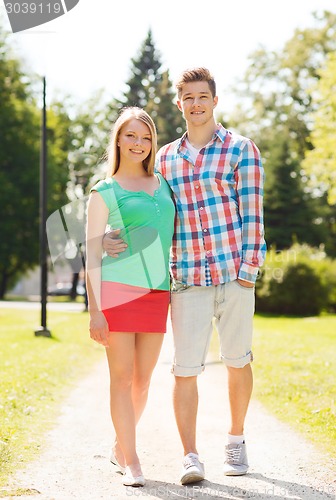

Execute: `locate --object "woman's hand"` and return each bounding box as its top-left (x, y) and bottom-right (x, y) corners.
top-left (89, 311), bottom-right (109, 347)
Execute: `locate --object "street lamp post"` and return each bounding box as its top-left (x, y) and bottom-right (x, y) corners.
top-left (35, 76), bottom-right (51, 337)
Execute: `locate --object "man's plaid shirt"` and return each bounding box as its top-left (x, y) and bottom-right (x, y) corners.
top-left (155, 124), bottom-right (266, 286)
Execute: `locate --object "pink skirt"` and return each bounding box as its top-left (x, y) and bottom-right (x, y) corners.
top-left (101, 281), bottom-right (170, 333)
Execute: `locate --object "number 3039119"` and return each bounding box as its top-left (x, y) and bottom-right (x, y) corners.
top-left (5, 3), bottom-right (62, 14)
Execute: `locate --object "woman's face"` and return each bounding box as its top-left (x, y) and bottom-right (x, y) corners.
top-left (118, 118), bottom-right (152, 164)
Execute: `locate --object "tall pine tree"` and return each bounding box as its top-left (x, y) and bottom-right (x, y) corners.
top-left (149, 69), bottom-right (185, 148)
top-left (264, 136), bottom-right (326, 249)
top-left (113, 29), bottom-right (184, 146)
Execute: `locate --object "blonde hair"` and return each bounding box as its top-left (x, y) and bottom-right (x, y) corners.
top-left (175, 67), bottom-right (216, 99)
top-left (106, 107), bottom-right (157, 177)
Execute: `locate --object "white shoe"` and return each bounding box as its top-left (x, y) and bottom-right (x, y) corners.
top-left (110, 449), bottom-right (125, 475)
top-left (122, 466), bottom-right (145, 487)
top-left (223, 442), bottom-right (249, 476)
top-left (180, 453), bottom-right (205, 485)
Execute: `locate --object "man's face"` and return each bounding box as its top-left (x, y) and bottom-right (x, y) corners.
top-left (177, 81), bottom-right (218, 126)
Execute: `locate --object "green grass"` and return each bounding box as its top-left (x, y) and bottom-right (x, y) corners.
top-left (0, 308), bottom-right (103, 490)
top-left (213, 314), bottom-right (336, 460)
top-left (5, 294), bottom-right (86, 304)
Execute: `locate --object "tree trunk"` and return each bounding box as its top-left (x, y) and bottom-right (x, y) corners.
top-left (0, 271), bottom-right (8, 300)
top-left (70, 272), bottom-right (79, 301)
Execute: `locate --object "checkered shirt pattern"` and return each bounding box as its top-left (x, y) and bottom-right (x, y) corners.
top-left (155, 124), bottom-right (266, 286)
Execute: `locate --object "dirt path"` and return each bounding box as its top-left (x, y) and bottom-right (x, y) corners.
top-left (5, 321), bottom-right (336, 500)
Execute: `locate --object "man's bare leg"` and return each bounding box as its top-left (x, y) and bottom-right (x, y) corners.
top-left (227, 364), bottom-right (253, 436)
top-left (173, 375), bottom-right (198, 455)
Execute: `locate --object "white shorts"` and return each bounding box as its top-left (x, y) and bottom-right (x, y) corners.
top-left (170, 280), bottom-right (255, 376)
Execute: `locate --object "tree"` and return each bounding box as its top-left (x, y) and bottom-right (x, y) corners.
top-left (0, 27), bottom-right (74, 298)
top-left (47, 100), bottom-right (76, 211)
top-left (67, 91), bottom-right (115, 196)
top-left (149, 69), bottom-right (185, 148)
top-left (264, 135), bottom-right (326, 248)
top-left (120, 29), bottom-right (162, 109)
top-left (227, 11), bottom-right (336, 251)
top-left (302, 52), bottom-right (336, 255)
top-left (0, 29), bottom-right (41, 298)
top-left (231, 11), bottom-right (336, 145)
top-left (302, 52), bottom-right (336, 204)
top-left (113, 29), bottom-right (184, 146)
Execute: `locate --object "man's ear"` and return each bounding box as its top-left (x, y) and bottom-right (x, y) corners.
top-left (213, 96), bottom-right (218, 109)
top-left (177, 100), bottom-right (183, 112)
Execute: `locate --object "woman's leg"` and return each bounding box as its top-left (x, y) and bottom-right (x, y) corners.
top-left (132, 333), bottom-right (164, 423)
top-left (110, 333), bottom-right (164, 471)
top-left (105, 333), bottom-right (139, 469)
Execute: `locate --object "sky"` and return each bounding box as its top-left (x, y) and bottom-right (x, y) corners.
top-left (1, 0), bottom-right (335, 112)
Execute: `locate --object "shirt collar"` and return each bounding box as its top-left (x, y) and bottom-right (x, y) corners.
top-left (177, 124), bottom-right (227, 154)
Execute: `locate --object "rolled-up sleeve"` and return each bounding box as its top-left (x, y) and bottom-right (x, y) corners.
top-left (236, 139), bottom-right (266, 283)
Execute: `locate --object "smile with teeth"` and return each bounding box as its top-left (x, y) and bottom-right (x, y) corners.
top-left (130, 149), bottom-right (144, 153)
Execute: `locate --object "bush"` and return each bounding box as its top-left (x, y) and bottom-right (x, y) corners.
top-left (256, 244), bottom-right (332, 316)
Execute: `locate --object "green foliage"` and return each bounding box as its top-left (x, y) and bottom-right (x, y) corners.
top-left (302, 51), bottom-right (336, 219)
top-left (67, 91), bottom-right (117, 195)
top-left (0, 309), bottom-right (101, 487)
top-left (228, 11), bottom-right (336, 253)
top-left (149, 69), bottom-right (185, 148)
top-left (0, 29), bottom-right (77, 298)
top-left (0, 31), bottom-right (41, 298)
top-left (256, 244), bottom-right (336, 315)
top-left (121, 29), bottom-right (162, 109)
top-left (260, 262), bottom-right (326, 316)
top-left (263, 136), bottom-right (326, 249)
top-left (47, 100), bottom-right (75, 211)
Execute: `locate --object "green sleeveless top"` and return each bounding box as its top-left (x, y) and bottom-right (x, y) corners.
top-left (90, 173), bottom-right (175, 290)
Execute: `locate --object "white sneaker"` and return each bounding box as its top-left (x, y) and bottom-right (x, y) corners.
top-left (223, 442), bottom-right (249, 476)
top-left (180, 453), bottom-right (205, 485)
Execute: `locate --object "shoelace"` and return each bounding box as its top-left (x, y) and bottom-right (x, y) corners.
top-left (183, 456), bottom-right (199, 469)
top-left (226, 446), bottom-right (242, 463)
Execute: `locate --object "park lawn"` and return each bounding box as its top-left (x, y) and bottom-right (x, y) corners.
top-left (228, 314), bottom-right (335, 460)
top-left (0, 308), bottom-right (102, 490)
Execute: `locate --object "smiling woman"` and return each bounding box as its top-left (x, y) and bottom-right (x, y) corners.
top-left (85, 106), bottom-right (175, 487)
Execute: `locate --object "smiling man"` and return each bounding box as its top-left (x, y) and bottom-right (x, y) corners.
top-left (155, 67), bottom-right (266, 484)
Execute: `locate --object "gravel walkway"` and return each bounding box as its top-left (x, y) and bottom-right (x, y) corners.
top-left (5, 320), bottom-right (336, 500)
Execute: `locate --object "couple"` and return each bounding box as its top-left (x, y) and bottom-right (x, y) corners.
top-left (85, 67), bottom-right (266, 488)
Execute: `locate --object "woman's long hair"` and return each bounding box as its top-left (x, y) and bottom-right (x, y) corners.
top-left (105, 107), bottom-right (157, 178)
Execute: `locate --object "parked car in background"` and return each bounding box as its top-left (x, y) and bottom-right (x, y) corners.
top-left (48, 281), bottom-right (86, 297)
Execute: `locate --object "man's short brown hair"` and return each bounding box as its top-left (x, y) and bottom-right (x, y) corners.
top-left (175, 67), bottom-right (216, 99)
